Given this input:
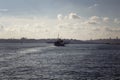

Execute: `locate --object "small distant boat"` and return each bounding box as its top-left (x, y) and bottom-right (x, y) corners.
top-left (54, 39), bottom-right (65, 46)
top-left (54, 34), bottom-right (65, 47)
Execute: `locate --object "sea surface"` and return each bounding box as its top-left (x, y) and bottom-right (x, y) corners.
top-left (0, 43), bottom-right (120, 80)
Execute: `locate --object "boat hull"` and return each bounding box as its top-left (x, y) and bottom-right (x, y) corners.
top-left (54, 39), bottom-right (65, 47)
top-left (54, 42), bottom-right (65, 46)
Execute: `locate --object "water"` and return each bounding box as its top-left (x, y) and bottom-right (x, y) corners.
top-left (0, 43), bottom-right (120, 80)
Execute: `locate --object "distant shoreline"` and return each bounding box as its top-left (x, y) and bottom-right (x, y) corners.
top-left (0, 38), bottom-right (120, 44)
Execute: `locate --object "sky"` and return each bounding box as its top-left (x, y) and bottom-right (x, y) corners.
top-left (0, 0), bottom-right (120, 40)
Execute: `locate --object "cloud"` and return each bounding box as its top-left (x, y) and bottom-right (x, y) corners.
top-left (114, 18), bottom-right (120, 24)
top-left (84, 21), bottom-right (98, 25)
top-left (57, 15), bottom-right (120, 39)
top-left (0, 14), bottom-right (120, 40)
top-left (103, 17), bottom-right (109, 22)
top-left (89, 4), bottom-right (99, 9)
top-left (105, 27), bottom-right (120, 32)
top-left (90, 16), bottom-right (100, 21)
top-left (0, 16), bottom-right (59, 38)
top-left (57, 14), bottom-right (63, 21)
top-left (68, 13), bottom-right (81, 20)
top-left (57, 13), bottom-right (81, 20)
top-left (83, 16), bottom-right (100, 25)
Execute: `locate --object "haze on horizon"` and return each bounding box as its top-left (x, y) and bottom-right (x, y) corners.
top-left (0, 0), bottom-right (120, 40)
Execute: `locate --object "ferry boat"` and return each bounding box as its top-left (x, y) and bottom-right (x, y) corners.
top-left (54, 34), bottom-right (65, 46)
top-left (54, 39), bottom-right (65, 46)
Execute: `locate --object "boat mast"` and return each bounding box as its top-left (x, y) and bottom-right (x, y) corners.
top-left (57, 34), bottom-right (60, 39)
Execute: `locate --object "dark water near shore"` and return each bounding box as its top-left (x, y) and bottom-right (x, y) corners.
top-left (0, 43), bottom-right (120, 80)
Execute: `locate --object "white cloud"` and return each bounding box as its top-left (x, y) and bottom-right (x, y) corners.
top-left (0, 14), bottom-right (120, 40)
top-left (58, 13), bottom-right (81, 20)
top-left (0, 16), bottom-right (59, 39)
top-left (103, 17), bottom-right (109, 22)
top-left (84, 21), bottom-right (98, 25)
top-left (57, 14), bottom-right (120, 39)
top-left (89, 4), bottom-right (99, 9)
top-left (68, 13), bottom-right (81, 20)
top-left (90, 16), bottom-right (100, 21)
top-left (83, 16), bottom-right (100, 25)
top-left (114, 18), bottom-right (120, 24)
top-left (57, 14), bottom-right (63, 21)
